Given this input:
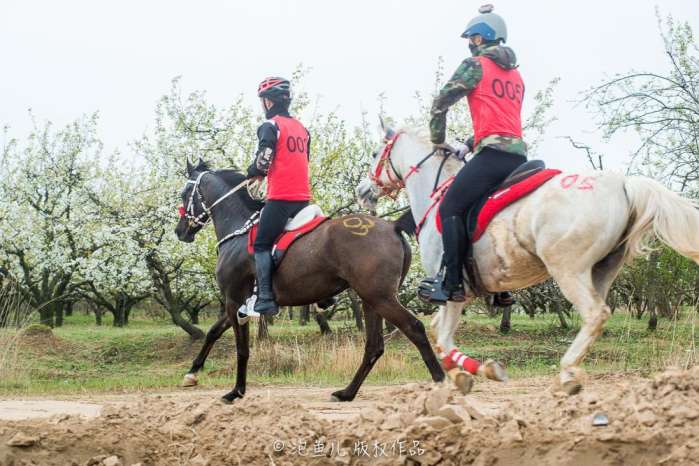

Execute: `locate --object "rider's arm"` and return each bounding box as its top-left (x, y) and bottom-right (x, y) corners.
top-left (247, 121), bottom-right (278, 178)
top-left (429, 58), bottom-right (483, 144)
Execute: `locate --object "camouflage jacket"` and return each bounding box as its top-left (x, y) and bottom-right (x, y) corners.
top-left (429, 44), bottom-right (527, 157)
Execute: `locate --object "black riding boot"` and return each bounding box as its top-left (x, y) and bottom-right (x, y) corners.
top-left (418, 216), bottom-right (467, 304)
top-left (254, 251), bottom-right (279, 316)
top-left (441, 216), bottom-right (467, 301)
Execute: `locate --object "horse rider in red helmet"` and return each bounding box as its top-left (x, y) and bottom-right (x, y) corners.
top-left (247, 77), bottom-right (312, 316)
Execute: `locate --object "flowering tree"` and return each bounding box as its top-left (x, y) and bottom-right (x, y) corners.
top-left (0, 114), bottom-right (103, 327)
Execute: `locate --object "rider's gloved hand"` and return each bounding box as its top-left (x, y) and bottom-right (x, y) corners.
top-left (453, 144), bottom-right (470, 162)
top-left (246, 163), bottom-right (264, 180)
top-left (465, 135), bottom-right (475, 153)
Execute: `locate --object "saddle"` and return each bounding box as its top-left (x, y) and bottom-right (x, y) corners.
top-left (430, 160), bottom-right (560, 299)
top-left (465, 160), bottom-right (561, 296)
top-left (247, 204), bottom-right (329, 267)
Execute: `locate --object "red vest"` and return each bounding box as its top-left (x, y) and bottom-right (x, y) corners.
top-left (467, 56), bottom-right (524, 148)
top-left (267, 115), bottom-right (311, 201)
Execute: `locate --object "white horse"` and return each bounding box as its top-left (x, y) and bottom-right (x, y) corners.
top-left (356, 125), bottom-right (699, 394)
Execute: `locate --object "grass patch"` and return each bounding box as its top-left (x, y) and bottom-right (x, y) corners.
top-left (0, 308), bottom-right (696, 395)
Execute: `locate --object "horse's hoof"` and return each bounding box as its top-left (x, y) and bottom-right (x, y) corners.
top-left (221, 389), bottom-right (244, 404)
top-left (478, 359), bottom-right (508, 382)
top-left (182, 373), bottom-right (198, 387)
top-left (558, 367), bottom-right (585, 395)
top-left (330, 391), bottom-right (352, 402)
top-left (448, 368), bottom-right (474, 394)
top-left (562, 380), bottom-right (583, 395)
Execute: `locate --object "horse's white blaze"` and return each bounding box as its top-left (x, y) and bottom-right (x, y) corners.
top-left (357, 127), bottom-right (699, 391)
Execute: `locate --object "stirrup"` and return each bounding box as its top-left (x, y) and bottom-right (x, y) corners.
top-left (418, 276), bottom-right (449, 305)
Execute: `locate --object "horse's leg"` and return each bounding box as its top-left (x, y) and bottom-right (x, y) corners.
top-left (222, 300), bottom-right (250, 403)
top-left (553, 271), bottom-right (611, 395)
top-left (182, 314), bottom-right (232, 387)
top-left (330, 303), bottom-right (384, 402)
top-left (433, 300), bottom-right (508, 385)
top-left (591, 246), bottom-right (626, 300)
top-left (369, 297), bottom-right (445, 384)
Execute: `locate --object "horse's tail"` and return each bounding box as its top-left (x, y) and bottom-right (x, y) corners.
top-left (392, 210), bottom-right (415, 285)
top-left (622, 176), bottom-right (699, 263)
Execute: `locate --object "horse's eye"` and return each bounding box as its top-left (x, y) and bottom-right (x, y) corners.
top-left (371, 151), bottom-right (378, 160)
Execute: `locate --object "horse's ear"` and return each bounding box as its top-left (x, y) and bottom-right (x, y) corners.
top-left (186, 158), bottom-right (194, 176)
top-left (378, 115), bottom-right (395, 141)
top-left (196, 157), bottom-right (204, 169)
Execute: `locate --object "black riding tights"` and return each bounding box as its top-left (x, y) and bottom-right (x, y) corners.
top-left (439, 148), bottom-right (527, 220)
top-left (254, 200), bottom-right (309, 252)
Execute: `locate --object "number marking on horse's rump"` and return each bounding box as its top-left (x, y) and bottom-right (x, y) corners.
top-left (342, 216), bottom-right (375, 236)
top-left (560, 174), bottom-right (596, 191)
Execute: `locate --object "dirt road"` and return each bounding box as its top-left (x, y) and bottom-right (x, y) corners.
top-left (1, 370), bottom-right (697, 465)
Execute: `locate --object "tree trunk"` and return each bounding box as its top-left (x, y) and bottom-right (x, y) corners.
top-left (299, 305), bottom-right (310, 326)
top-left (258, 315), bottom-right (270, 340)
top-left (648, 307), bottom-right (658, 331)
top-left (551, 302), bottom-right (569, 329)
top-left (169, 307), bottom-right (205, 340)
top-left (112, 307), bottom-right (126, 327)
top-left (39, 307), bottom-right (54, 327)
top-left (54, 304), bottom-right (64, 327)
top-left (65, 301), bottom-right (73, 317)
top-left (499, 306), bottom-right (511, 334)
top-left (287, 307), bottom-right (294, 320)
top-left (348, 291), bottom-right (363, 331)
top-left (315, 310), bottom-right (332, 335)
top-left (94, 307), bottom-right (103, 326)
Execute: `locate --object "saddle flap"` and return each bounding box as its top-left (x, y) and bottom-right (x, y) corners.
top-left (285, 204), bottom-right (324, 231)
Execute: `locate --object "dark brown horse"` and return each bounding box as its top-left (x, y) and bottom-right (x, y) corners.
top-left (175, 160), bottom-right (444, 402)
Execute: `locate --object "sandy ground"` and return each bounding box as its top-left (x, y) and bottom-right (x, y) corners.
top-left (1, 370), bottom-right (698, 465)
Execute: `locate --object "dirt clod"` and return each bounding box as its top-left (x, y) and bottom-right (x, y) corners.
top-left (102, 456), bottom-right (122, 466)
top-left (6, 432), bottom-right (39, 447)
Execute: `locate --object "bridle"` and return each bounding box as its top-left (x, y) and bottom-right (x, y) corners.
top-left (369, 132), bottom-right (408, 198)
top-left (368, 132), bottom-right (462, 238)
top-left (179, 171), bottom-right (250, 229)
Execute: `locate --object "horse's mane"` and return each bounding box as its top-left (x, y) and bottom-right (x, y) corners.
top-left (190, 159), bottom-right (264, 211)
top-left (395, 126), bottom-right (432, 146)
top-left (215, 168), bottom-right (265, 212)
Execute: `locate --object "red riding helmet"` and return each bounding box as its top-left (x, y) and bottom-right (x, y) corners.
top-left (257, 77), bottom-right (291, 101)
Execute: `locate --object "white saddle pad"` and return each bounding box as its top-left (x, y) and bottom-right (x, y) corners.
top-left (285, 204), bottom-right (324, 230)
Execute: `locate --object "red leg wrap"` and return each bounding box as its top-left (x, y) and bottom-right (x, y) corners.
top-left (442, 349), bottom-right (481, 375)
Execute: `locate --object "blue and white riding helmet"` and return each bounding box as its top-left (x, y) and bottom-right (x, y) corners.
top-left (461, 4), bottom-right (507, 43)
